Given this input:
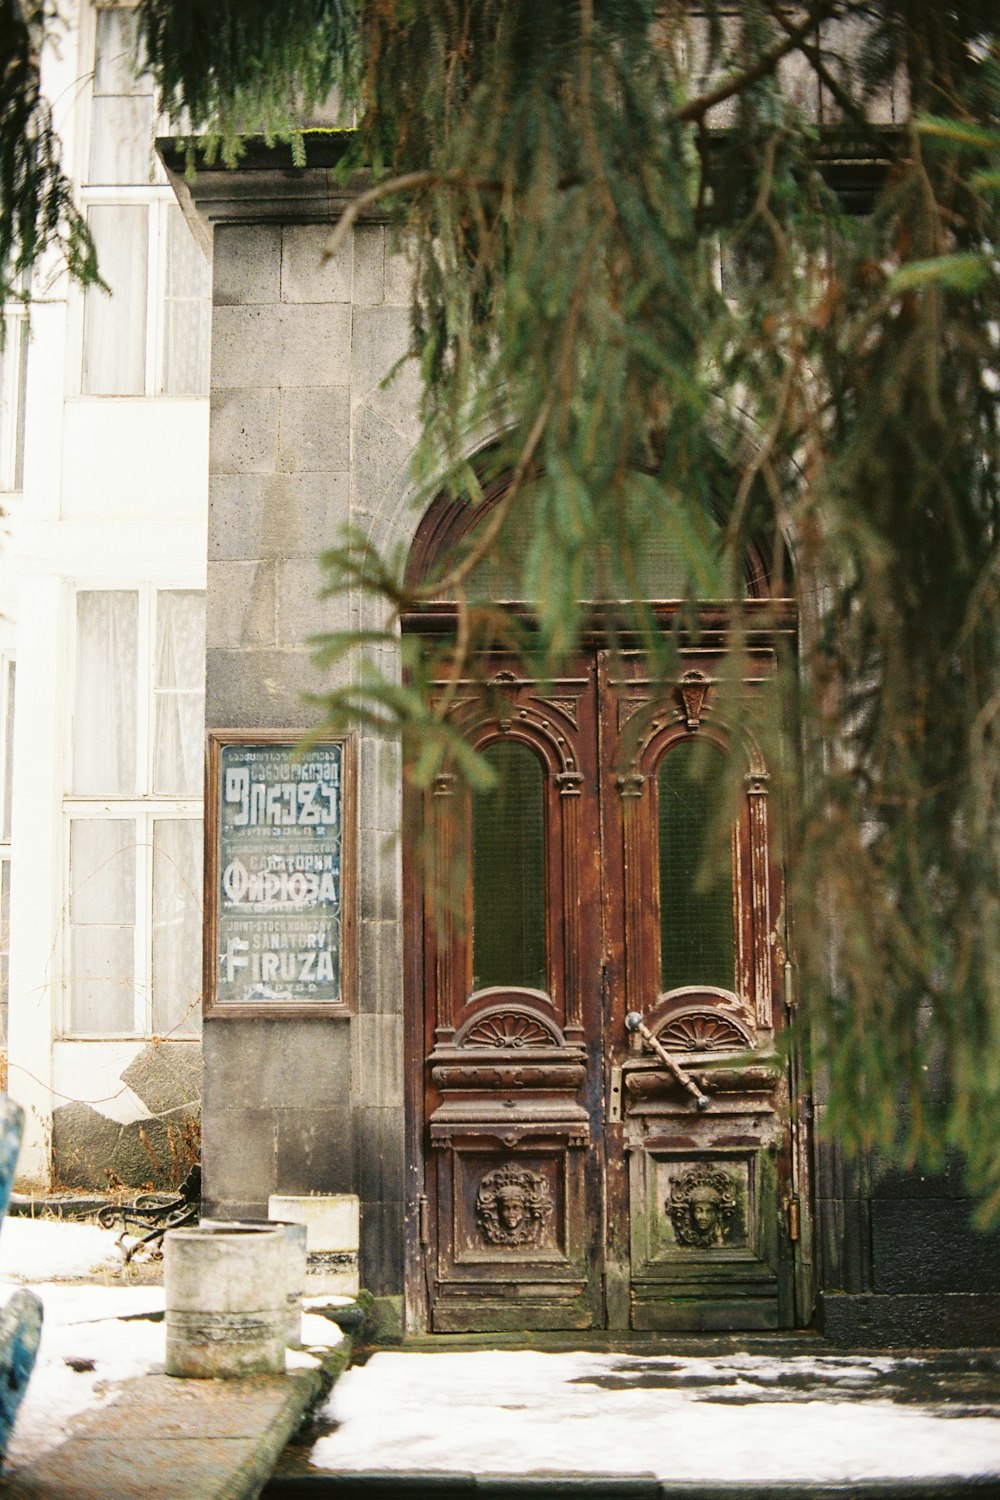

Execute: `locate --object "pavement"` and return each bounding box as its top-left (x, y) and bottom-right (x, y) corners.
top-left (2, 1334), bottom-right (1000, 1499)
top-left (2, 1368), bottom-right (324, 1500)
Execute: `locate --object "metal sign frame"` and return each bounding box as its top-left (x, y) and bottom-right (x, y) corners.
top-left (204, 729), bottom-right (355, 1019)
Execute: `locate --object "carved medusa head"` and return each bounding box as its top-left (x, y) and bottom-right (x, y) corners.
top-left (476, 1163), bottom-right (554, 1246)
top-left (668, 1164), bottom-right (738, 1248)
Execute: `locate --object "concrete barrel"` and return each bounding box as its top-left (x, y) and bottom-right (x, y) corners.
top-left (201, 1218), bottom-right (307, 1345)
top-left (164, 1224), bottom-right (287, 1378)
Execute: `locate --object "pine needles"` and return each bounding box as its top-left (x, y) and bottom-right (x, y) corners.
top-left (23, 0), bottom-right (997, 1212)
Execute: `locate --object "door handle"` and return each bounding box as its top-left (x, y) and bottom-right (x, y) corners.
top-left (624, 1011), bottom-right (711, 1110)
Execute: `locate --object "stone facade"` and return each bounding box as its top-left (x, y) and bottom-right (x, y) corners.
top-left (178, 144), bottom-right (1000, 1341)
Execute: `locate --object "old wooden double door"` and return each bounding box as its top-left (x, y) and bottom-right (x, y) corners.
top-left (410, 642), bottom-right (809, 1333)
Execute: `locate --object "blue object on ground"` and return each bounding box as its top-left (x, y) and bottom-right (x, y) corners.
top-left (0, 1288), bottom-right (43, 1459)
top-left (0, 1096), bottom-right (43, 1463)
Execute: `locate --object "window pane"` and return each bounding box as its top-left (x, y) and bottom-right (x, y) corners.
top-left (71, 928), bottom-right (135, 1034)
top-left (0, 314), bottom-right (27, 492)
top-left (153, 693), bottom-right (203, 796)
top-left (70, 819), bottom-right (136, 926)
top-left (472, 741), bottom-right (546, 991)
top-left (69, 818), bottom-right (136, 1035)
top-left (73, 592), bottom-right (138, 795)
top-left (153, 591), bottom-right (205, 795)
top-left (82, 206), bottom-right (148, 395)
top-left (2, 660), bottom-right (14, 841)
top-left (160, 206), bottom-right (210, 396)
top-left (152, 818), bottom-right (203, 1036)
top-left (94, 7), bottom-right (146, 95)
top-left (658, 740), bottom-right (735, 991)
top-left (155, 590), bottom-right (205, 689)
top-left (0, 860), bottom-right (9, 1051)
top-left (89, 94), bottom-right (155, 185)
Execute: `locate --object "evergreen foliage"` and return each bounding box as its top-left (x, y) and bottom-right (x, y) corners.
top-left (145, 0), bottom-right (1000, 1218)
top-left (6, 2), bottom-right (1000, 1212)
top-left (0, 0), bottom-right (98, 310)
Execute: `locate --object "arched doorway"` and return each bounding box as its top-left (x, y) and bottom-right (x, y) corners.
top-left (402, 477), bottom-right (810, 1333)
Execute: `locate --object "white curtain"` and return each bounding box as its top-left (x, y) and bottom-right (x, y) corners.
top-left (69, 818), bottom-right (136, 1034)
top-left (82, 206), bottom-right (148, 396)
top-left (161, 206), bottom-right (210, 397)
top-left (153, 590), bottom-right (205, 796)
top-left (73, 592), bottom-right (138, 796)
top-left (152, 818), bottom-right (203, 1036)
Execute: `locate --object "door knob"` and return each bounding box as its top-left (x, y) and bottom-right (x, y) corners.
top-left (624, 1011), bottom-right (711, 1110)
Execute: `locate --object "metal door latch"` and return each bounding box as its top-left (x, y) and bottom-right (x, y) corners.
top-left (624, 1011), bottom-right (711, 1110)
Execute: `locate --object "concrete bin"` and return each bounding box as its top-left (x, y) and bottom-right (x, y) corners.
top-left (201, 1218), bottom-right (308, 1345)
top-left (164, 1223), bottom-right (287, 1378)
top-left (268, 1194), bottom-right (360, 1296)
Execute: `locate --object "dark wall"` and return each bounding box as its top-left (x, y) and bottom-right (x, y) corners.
top-left (815, 1127), bottom-right (1000, 1345)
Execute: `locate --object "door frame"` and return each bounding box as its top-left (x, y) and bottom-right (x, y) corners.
top-left (400, 601), bottom-right (813, 1336)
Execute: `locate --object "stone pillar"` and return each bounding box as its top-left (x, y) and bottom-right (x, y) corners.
top-left (191, 182), bottom-right (419, 1306)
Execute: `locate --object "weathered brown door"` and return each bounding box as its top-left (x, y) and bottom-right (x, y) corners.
top-left (411, 639), bottom-right (806, 1333)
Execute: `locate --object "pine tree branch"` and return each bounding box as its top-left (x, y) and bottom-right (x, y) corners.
top-left (673, 0), bottom-right (842, 124)
top-left (321, 167), bottom-right (501, 262)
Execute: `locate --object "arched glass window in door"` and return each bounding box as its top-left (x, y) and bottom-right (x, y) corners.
top-left (657, 739), bottom-right (735, 991)
top-left (471, 740), bottom-right (547, 992)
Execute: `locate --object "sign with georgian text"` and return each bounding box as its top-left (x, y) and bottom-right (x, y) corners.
top-left (205, 734), bottom-right (354, 1016)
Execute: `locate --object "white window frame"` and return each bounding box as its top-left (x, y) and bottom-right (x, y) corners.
top-left (69, 2), bottom-right (209, 400)
top-left (75, 190), bottom-right (210, 400)
top-left (62, 584), bottom-right (204, 1040)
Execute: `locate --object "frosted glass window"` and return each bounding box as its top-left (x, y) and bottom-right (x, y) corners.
top-left (0, 860), bottom-right (9, 1048)
top-left (2, 661), bottom-right (13, 842)
top-left (0, 313), bottom-right (27, 492)
top-left (73, 591), bottom-right (138, 795)
top-left (94, 7), bottom-right (146, 95)
top-left (472, 741), bottom-right (547, 991)
top-left (153, 591), bottom-right (205, 795)
top-left (152, 819), bottom-right (203, 1036)
top-left (90, 6), bottom-right (153, 184)
top-left (160, 207), bottom-right (210, 396)
top-left (658, 740), bottom-right (735, 991)
top-left (69, 818), bottom-right (136, 1034)
top-left (89, 95), bottom-right (155, 185)
top-left (82, 206), bottom-right (148, 395)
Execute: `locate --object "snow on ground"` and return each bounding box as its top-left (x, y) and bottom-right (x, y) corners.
top-left (314, 1349), bottom-right (1000, 1484)
top-left (0, 1218), bottom-right (344, 1472)
top-left (0, 1219), bottom-right (165, 1469)
top-left (0, 1278), bottom-right (166, 1470)
top-left (0, 1216), bottom-right (124, 1282)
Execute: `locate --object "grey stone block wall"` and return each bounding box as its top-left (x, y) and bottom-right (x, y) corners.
top-left (202, 218), bottom-right (417, 1294)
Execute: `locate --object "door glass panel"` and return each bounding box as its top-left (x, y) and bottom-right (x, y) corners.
top-left (472, 740), bottom-right (546, 991)
top-left (658, 739), bottom-right (735, 991)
